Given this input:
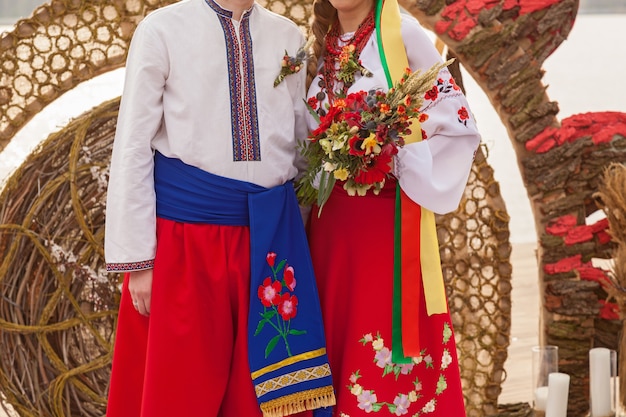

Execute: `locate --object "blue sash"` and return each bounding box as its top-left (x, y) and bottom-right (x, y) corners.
top-left (154, 152), bottom-right (335, 417)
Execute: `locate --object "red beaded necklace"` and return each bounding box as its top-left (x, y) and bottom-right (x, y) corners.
top-left (320, 9), bottom-right (375, 103)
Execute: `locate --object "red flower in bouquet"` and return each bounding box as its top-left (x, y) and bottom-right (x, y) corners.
top-left (354, 152), bottom-right (393, 185)
top-left (297, 60), bottom-right (453, 213)
top-left (348, 135), bottom-right (366, 156)
top-left (311, 104), bottom-right (343, 137)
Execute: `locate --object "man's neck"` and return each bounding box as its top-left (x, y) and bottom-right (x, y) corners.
top-left (214, 0), bottom-right (254, 20)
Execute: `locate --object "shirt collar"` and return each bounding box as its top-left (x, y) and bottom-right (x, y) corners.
top-left (204, 0), bottom-right (255, 19)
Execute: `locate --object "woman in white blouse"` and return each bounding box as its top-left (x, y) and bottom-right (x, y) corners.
top-left (301, 0), bottom-right (481, 415)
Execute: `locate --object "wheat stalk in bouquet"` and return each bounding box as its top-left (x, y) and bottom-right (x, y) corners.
top-left (385, 58), bottom-right (454, 110)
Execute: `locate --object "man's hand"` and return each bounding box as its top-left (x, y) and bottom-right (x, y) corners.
top-left (129, 269), bottom-right (153, 316)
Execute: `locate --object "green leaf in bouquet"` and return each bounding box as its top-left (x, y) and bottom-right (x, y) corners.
top-left (316, 169), bottom-right (336, 217)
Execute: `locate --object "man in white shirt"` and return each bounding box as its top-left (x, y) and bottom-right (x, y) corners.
top-left (104, 1), bottom-right (335, 416)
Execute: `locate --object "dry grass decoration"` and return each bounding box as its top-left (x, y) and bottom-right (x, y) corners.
top-left (595, 162), bottom-right (626, 412)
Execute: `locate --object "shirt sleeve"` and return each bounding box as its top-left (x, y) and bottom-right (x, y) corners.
top-left (290, 35), bottom-right (311, 180)
top-left (291, 36), bottom-right (315, 222)
top-left (104, 21), bottom-right (168, 271)
top-left (393, 15), bottom-right (481, 215)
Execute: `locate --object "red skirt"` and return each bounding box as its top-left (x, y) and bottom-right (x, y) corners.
top-left (305, 180), bottom-right (466, 417)
top-left (106, 218), bottom-right (264, 417)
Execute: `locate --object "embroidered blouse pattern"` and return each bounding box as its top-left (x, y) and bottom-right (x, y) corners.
top-left (419, 69), bottom-right (472, 140)
top-left (206, 0), bottom-right (261, 162)
top-left (420, 69), bottom-right (464, 113)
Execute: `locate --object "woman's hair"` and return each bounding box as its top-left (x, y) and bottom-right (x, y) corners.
top-left (306, 0), bottom-right (337, 89)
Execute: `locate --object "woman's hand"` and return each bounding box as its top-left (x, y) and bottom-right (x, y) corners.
top-left (129, 269), bottom-right (153, 316)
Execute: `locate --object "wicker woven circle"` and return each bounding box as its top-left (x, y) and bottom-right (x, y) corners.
top-left (0, 98), bottom-right (121, 417)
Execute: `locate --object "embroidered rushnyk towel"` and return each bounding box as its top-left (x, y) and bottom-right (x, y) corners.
top-left (154, 152), bottom-right (336, 416)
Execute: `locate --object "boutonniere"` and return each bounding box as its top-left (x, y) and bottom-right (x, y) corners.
top-left (274, 37), bottom-right (315, 87)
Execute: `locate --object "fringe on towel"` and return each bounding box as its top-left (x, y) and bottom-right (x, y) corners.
top-left (260, 386), bottom-right (336, 417)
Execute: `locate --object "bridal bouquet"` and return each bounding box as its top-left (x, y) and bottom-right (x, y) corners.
top-left (297, 59), bottom-right (453, 214)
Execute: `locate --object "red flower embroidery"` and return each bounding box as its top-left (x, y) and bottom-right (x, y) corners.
top-left (255, 251), bottom-right (305, 358)
top-left (266, 252), bottom-right (277, 267)
top-left (284, 265), bottom-right (296, 291)
top-left (458, 106), bottom-right (469, 125)
top-left (278, 293), bottom-right (298, 321)
top-left (450, 77), bottom-right (461, 91)
top-left (425, 86), bottom-right (439, 101)
top-left (258, 277), bottom-right (281, 307)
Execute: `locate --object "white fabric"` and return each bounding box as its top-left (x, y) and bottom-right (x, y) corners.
top-left (105, 0), bottom-right (308, 268)
top-left (306, 13), bottom-right (481, 214)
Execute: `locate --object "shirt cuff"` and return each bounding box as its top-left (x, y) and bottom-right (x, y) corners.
top-left (106, 259), bottom-right (155, 273)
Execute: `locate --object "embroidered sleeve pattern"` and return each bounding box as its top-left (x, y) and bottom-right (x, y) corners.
top-left (106, 259), bottom-right (155, 272)
top-left (418, 68), bottom-right (476, 140)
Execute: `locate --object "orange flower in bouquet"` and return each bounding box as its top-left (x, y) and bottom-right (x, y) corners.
top-left (297, 59), bottom-right (453, 214)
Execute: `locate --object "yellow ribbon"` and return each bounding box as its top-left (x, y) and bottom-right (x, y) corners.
top-left (380, 0), bottom-right (447, 315)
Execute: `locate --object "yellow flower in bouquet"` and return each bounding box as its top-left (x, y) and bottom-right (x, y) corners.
top-left (297, 59), bottom-right (453, 215)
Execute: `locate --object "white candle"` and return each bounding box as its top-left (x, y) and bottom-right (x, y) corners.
top-left (589, 348), bottom-right (612, 417)
top-left (546, 372), bottom-right (569, 417)
top-left (534, 386), bottom-right (549, 411)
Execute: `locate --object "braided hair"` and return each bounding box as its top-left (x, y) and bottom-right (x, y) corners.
top-left (306, 0), bottom-right (337, 89)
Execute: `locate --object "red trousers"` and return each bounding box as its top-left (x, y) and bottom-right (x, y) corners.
top-left (106, 218), bottom-right (264, 417)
